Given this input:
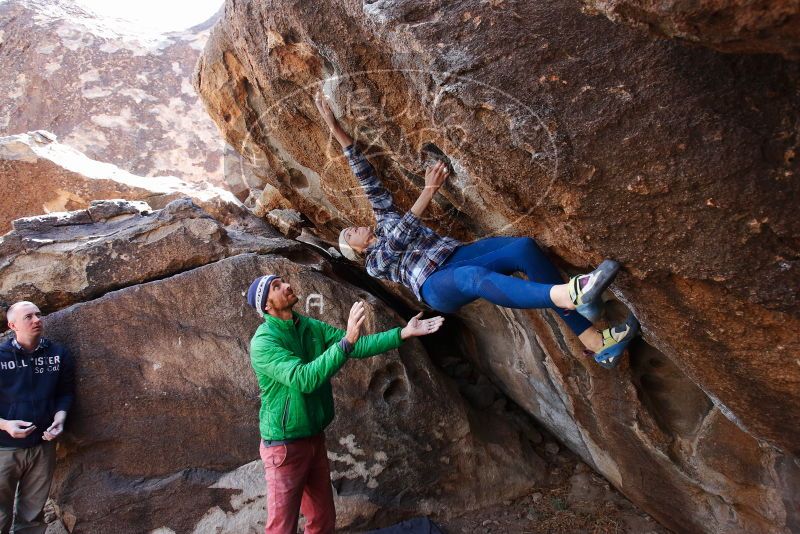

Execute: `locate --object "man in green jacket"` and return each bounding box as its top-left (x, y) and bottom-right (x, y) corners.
top-left (246, 273), bottom-right (444, 534)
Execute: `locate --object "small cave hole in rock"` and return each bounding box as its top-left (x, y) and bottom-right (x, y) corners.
top-left (420, 142), bottom-right (452, 170)
top-left (629, 337), bottom-right (713, 440)
top-left (288, 168), bottom-right (309, 189)
top-left (382, 377), bottom-right (408, 403)
top-left (367, 361), bottom-right (408, 405)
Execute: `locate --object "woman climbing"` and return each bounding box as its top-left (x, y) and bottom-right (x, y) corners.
top-left (314, 92), bottom-right (638, 368)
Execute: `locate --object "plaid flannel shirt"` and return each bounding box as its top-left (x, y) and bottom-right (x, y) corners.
top-left (344, 144), bottom-right (461, 301)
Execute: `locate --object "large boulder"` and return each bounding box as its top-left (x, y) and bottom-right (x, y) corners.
top-left (0, 198), bottom-right (297, 314)
top-left (194, 1), bottom-right (800, 532)
top-left (42, 253), bottom-right (545, 533)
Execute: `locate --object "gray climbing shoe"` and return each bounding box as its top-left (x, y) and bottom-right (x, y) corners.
top-left (593, 313), bottom-right (640, 369)
top-left (568, 259), bottom-right (620, 322)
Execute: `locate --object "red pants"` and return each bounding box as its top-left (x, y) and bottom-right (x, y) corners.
top-left (260, 433), bottom-right (336, 534)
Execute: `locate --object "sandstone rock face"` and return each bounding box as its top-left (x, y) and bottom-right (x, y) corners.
top-left (266, 208), bottom-right (305, 238)
top-left (453, 302), bottom-right (800, 534)
top-left (195, 1), bottom-right (800, 532)
top-left (41, 253), bottom-right (545, 533)
top-left (0, 198), bottom-right (297, 315)
top-left (0, 0), bottom-right (224, 185)
top-left (582, 0), bottom-right (800, 59)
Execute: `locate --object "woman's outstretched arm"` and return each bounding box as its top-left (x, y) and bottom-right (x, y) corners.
top-left (409, 160), bottom-right (449, 217)
top-left (315, 91), bottom-right (400, 222)
top-left (315, 90), bottom-right (449, 220)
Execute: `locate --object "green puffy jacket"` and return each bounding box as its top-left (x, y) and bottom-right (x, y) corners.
top-left (249, 310), bottom-right (403, 441)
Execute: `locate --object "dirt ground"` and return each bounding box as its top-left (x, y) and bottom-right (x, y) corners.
top-left (431, 441), bottom-right (670, 534)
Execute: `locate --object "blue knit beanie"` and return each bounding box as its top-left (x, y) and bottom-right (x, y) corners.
top-left (246, 274), bottom-right (278, 312)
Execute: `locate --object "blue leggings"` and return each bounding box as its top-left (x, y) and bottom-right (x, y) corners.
top-left (420, 237), bottom-right (592, 336)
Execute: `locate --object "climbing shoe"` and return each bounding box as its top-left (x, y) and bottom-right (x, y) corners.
top-left (567, 259), bottom-right (620, 322)
top-left (593, 313), bottom-right (639, 369)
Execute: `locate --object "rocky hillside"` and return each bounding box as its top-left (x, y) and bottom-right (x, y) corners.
top-left (194, 0), bottom-right (800, 533)
top-left (0, 0), bottom-right (224, 186)
top-left (0, 130), bottom-right (240, 235)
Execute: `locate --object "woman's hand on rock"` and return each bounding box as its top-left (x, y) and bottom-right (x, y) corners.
top-left (424, 160), bottom-right (449, 193)
top-left (314, 90), bottom-right (337, 126)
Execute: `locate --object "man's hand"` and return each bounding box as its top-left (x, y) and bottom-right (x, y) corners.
top-left (424, 160), bottom-right (449, 194)
top-left (0, 419), bottom-right (37, 439)
top-left (401, 311), bottom-right (445, 339)
top-left (43, 411), bottom-right (67, 441)
top-left (346, 301), bottom-right (367, 345)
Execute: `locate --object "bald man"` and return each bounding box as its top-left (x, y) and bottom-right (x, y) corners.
top-left (0, 301), bottom-right (75, 534)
